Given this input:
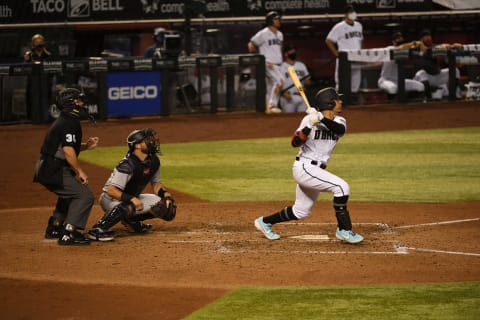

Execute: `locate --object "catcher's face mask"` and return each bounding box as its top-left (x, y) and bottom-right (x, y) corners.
top-left (143, 129), bottom-right (161, 155)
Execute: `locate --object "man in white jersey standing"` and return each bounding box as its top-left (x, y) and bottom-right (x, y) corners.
top-left (280, 43), bottom-right (312, 113)
top-left (378, 31), bottom-right (425, 97)
top-left (254, 87), bottom-right (364, 244)
top-left (248, 11), bottom-right (284, 114)
top-left (325, 5), bottom-right (363, 94)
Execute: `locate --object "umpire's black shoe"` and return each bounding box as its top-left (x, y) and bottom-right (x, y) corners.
top-left (58, 230), bottom-right (90, 246)
top-left (45, 216), bottom-right (64, 239)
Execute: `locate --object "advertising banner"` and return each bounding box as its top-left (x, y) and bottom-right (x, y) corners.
top-left (0, 0), bottom-right (443, 25)
top-left (106, 71), bottom-right (161, 117)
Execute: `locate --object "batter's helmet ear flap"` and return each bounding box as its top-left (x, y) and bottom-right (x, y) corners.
top-left (266, 11), bottom-right (280, 26)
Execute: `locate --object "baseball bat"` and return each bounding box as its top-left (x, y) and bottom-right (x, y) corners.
top-left (287, 66), bottom-right (313, 111)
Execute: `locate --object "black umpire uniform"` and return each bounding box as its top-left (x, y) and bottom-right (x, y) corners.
top-left (34, 88), bottom-right (95, 245)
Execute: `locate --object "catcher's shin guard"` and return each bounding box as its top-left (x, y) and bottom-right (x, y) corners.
top-left (334, 196), bottom-right (353, 231)
top-left (94, 203), bottom-right (133, 230)
top-left (124, 212), bottom-right (155, 222)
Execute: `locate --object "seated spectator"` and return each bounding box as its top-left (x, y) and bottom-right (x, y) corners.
top-left (24, 34), bottom-right (52, 62)
top-left (378, 32), bottom-right (424, 97)
top-left (279, 43), bottom-right (312, 113)
top-left (412, 29), bottom-right (463, 99)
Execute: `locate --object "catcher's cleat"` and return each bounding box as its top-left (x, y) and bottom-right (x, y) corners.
top-left (45, 216), bottom-right (64, 239)
top-left (254, 217), bottom-right (280, 240)
top-left (87, 227), bottom-right (115, 242)
top-left (121, 219), bottom-right (152, 233)
top-left (335, 228), bottom-right (364, 244)
top-left (58, 230), bottom-right (90, 246)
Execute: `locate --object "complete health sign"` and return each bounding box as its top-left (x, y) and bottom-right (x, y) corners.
top-left (106, 71), bottom-right (161, 117)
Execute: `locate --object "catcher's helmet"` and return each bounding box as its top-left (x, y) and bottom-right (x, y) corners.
top-left (127, 128), bottom-right (160, 154)
top-left (314, 87), bottom-right (343, 111)
top-left (266, 11), bottom-right (280, 26)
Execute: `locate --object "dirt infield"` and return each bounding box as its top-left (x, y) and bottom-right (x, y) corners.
top-left (1, 101), bottom-right (479, 319)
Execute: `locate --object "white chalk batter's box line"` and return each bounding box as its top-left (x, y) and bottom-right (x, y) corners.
top-left (167, 218), bottom-right (480, 257)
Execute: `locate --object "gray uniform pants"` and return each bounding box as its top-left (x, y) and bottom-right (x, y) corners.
top-left (50, 167), bottom-right (94, 230)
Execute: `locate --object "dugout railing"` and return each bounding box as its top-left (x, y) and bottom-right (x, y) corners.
top-left (338, 44), bottom-right (480, 105)
top-left (0, 54), bottom-right (266, 124)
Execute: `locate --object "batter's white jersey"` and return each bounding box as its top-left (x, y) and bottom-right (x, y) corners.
top-left (296, 114), bottom-right (346, 164)
top-left (250, 27), bottom-right (283, 65)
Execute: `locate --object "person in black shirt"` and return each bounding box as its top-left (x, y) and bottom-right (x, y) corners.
top-left (87, 128), bottom-right (176, 242)
top-left (34, 88), bottom-right (104, 245)
top-left (24, 34), bottom-right (52, 62)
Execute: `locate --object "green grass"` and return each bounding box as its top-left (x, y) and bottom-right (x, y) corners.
top-left (80, 127), bottom-right (480, 203)
top-left (184, 282), bottom-right (480, 320)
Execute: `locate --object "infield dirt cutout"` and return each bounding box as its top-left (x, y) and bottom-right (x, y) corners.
top-left (0, 101), bottom-right (479, 319)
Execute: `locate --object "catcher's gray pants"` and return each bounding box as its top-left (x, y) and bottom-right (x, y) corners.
top-left (50, 167), bottom-right (94, 230)
top-left (99, 192), bottom-right (161, 216)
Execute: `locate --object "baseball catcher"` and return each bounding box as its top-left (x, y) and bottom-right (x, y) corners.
top-left (254, 87), bottom-right (363, 244)
top-left (87, 128), bottom-right (176, 241)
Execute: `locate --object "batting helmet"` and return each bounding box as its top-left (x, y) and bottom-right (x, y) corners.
top-left (127, 128), bottom-right (161, 154)
top-left (266, 11), bottom-right (280, 26)
top-left (314, 87), bottom-right (343, 111)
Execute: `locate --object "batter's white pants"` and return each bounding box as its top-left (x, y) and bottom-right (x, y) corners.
top-left (291, 160), bottom-right (350, 220)
top-left (413, 68), bottom-right (459, 88)
top-left (266, 63), bottom-right (284, 108)
top-left (378, 77), bottom-right (425, 95)
top-left (335, 59), bottom-right (361, 93)
top-left (279, 93), bottom-right (307, 113)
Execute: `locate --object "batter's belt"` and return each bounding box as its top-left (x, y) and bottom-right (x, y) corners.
top-left (295, 156), bottom-right (327, 169)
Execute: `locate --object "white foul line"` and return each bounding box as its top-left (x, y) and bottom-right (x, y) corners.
top-left (404, 247), bottom-right (480, 257)
top-left (394, 218), bottom-right (480, 229)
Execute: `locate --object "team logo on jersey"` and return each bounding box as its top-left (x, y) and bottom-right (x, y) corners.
top-left (68, 0), bottom-right (90, 18)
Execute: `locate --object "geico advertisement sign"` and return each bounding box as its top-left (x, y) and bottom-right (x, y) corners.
top-left (108, 86), bottom-right (158, 100)
top-left (106, 71), bottom-right (161, 117)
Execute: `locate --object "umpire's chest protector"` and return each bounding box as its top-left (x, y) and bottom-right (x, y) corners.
top-left (123, 154), bottom-right (160, 196)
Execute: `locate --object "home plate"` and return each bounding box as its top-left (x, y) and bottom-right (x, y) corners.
top-left (290, 234), bottom-right (330, 240)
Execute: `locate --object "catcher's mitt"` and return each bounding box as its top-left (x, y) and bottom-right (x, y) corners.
top-left (149, 196), bottom-right (177, 221)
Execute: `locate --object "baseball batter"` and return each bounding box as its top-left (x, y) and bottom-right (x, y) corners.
top-left (280, 43), bottom-right (312, 113)
top-left (87, 128), bottom-right (176, 241)
top-left (255, 87), bottom-right (363, 244)
top-left (325, 5), bottom-right (363, 93)
top-left (248, 11), bottom-right (284, 114)
top-left (378, 32), bottom-right (425, 95)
